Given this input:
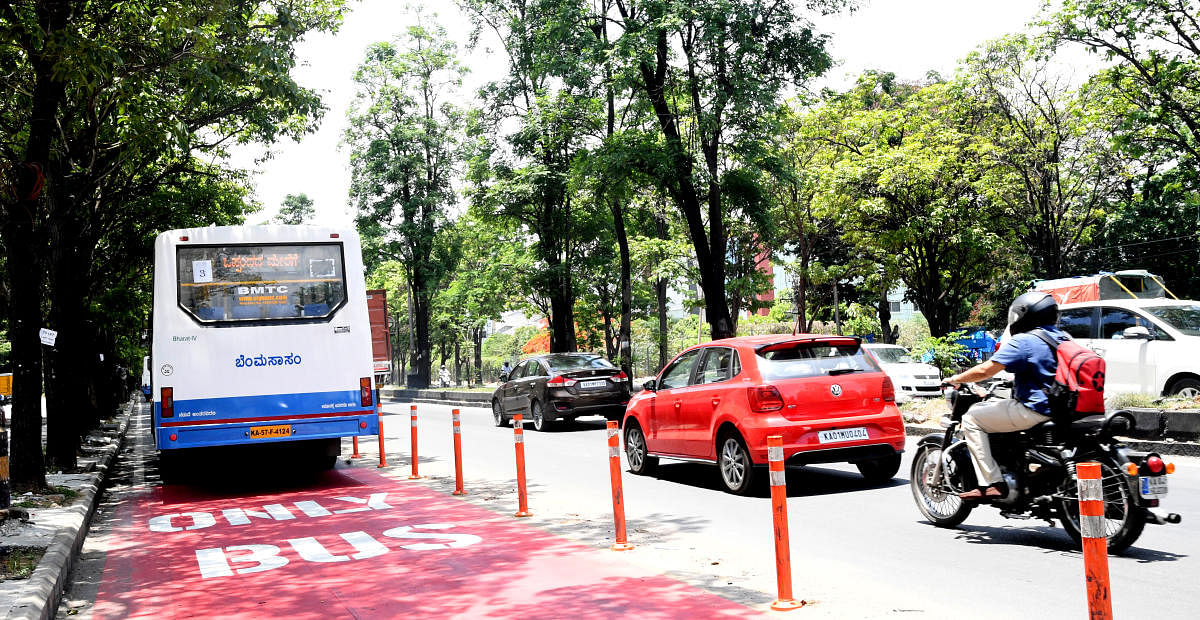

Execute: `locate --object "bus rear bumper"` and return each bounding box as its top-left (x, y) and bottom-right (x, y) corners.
top-left (157, 413), bottom-right (380, 450)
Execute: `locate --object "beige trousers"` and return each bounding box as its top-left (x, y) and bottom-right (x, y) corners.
top-left (961, 399), bottom-right (1051, 486)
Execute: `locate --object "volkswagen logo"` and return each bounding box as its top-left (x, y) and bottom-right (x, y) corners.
top-left (830, 384), bottom-right (843, 397)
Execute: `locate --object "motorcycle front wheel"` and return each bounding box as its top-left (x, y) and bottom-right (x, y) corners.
top-left (1057, 461), bottom-right (1146, 553)
top-left (910, 444), bottom-right (973, 527)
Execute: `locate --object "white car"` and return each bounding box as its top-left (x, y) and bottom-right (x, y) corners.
top-left (1054, 298), bottom-right (1200, 398)
top-left (863, 343), bottom-right (942, 402)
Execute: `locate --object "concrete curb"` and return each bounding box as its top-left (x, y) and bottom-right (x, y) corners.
top-left (903, 423), bottom-right (1200, 457)
top-left (5, 401), bottom-right (134, 620)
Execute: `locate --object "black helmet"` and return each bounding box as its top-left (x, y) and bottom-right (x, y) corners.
top-left (1008, 291), bottom-right (1058, 334)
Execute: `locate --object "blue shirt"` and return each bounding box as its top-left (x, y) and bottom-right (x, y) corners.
top-left (990, 325), bottom-right (1067, 415)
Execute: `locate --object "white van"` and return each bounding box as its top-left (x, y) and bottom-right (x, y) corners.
top-left (1056, 299), bottom-right (1200, 397)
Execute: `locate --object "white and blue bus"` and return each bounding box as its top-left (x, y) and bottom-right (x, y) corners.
top-left (150, 226), bottom-right (379, 470)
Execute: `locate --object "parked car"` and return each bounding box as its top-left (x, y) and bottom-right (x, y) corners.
top-left (490, 353), bottom-right (631, 431)
top-left (862, 343), bottom-right (942, 403)
top-left (622, 334), bottom-right (906, 495)
top-left (1055, 298), bottom-right (1200, 397)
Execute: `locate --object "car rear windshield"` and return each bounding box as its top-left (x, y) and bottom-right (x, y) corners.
top-left (542, 354), bottom-right (615, 371)
top-left (177, 243), bottom-right (346, 323)
top-left (1143, 304), bottom-right (1200, 337)
top-left (756, 341), bottom-right (880, 381)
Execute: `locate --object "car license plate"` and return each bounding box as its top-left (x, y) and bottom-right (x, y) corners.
top-left (1140, 475), bottom-right (1168, 499)
top-left (817, 427), bottom-right (869, 444)
top-left (249, 424), bottom-right (292, 439)
top-left (579, 379), bottom-right (607, 389)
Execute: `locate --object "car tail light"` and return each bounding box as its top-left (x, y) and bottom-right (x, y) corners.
top-left (882, 376), bottom-right (895, 402)
top-left (748, 386), bottom-right (784, 412)
top-left (612, 370), bottom-right (629, 382)
top-left (360, 377), bottom-right (373, 407)
top-left (547, 375), bottom-right (577, 387)
top-left (160, 387), bottom-right (174, 418)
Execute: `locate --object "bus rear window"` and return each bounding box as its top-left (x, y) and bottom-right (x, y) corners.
top-left (177, 244), bottom-right (347, 323)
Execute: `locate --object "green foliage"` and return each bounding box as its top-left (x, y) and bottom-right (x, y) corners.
top-left (896, 315), bottom-right (932, 350)
top-left (0, 340), bottom-right (10, 369)
top-left (275, 194), bottom-right (315, 225)
top-left (911, 331), bottom-right (969, 377)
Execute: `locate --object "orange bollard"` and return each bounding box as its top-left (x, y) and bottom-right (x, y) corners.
top-left (1077, 462), bottom-right (1113, 619)
top-left (408, 404), bottom-right (421, 479)
top-left (375, 400), bottom-right (387, 468)
top-left (767, 436), bottom-right (802, 611)
top-left (512, 413), bottom-right (532, 517)
top-left (606, 421), bottom-right (634, 551)
top-left (451, 409), bottom-right (466, 496)
top-left (351, 435), bottom-right (361, 459)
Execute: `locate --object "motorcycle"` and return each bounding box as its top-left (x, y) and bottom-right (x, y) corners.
top-left (910, 381), bottom-right (1181, 552)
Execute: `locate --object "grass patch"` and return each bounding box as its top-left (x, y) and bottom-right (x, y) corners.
top-left (1107, 393), bottom-right (1200, 411)
top-left (53, 485), bottom-right (79, 499)
top-left (899, 398), bottom-right (949, 425)
top-left (0, 547), bottom-right (43, 580)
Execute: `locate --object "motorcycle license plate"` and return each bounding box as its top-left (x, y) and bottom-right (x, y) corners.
top-left (818, 427), bottom-right (869, 444)
top-left (1140, 476), bottom-right (1168, 499)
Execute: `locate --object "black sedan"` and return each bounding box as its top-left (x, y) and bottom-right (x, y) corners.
top-left (491, 353), bottom-right (631, 431)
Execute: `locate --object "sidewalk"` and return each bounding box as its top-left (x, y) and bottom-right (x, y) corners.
top-left (0, 399), bottom-right (134, 619)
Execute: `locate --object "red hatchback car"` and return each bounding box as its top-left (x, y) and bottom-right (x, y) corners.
top-left (622, 334), bottom-right (906, 494)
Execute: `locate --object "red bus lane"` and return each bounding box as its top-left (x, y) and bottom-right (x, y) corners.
top-left (94, 467), bottom-right (755, 618)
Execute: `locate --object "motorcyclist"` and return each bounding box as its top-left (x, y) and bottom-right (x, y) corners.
top-left (945, 292), bottom-right (1067, 500)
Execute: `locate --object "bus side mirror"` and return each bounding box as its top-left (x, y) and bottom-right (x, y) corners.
top-left (642, 379), bottom-right (657, 392)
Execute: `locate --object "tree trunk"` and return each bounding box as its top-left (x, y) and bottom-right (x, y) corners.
top-left (878, 286), bottom-right (893, 345)
top-left (547, 275), bottom-right (576, 353)
top-left (473, 326), bottom-right (483, 385)
top-left (453, 339), bottom-right (460, 387)
top-left (2, 11), bottom-right (72, 487)
top-left (411, 285), bottom-right (431, 389)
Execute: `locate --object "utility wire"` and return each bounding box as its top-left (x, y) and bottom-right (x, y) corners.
top-left (1078, 232), bottom-right (1200, 254)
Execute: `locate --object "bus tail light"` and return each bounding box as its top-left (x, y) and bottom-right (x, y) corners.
top-left (161, 387), bottom-right (174, 418)
top-left (360, 377), bottom-right (373, 407)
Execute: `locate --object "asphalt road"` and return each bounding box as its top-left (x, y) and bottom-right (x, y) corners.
top-left (58, 401), bottom-right (1199, 618)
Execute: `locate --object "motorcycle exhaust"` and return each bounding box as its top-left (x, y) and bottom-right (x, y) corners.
top-left (1145, 511), bottom-right (1182, 525)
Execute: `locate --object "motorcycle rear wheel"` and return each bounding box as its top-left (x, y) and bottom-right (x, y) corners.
top-left (910, 445), bottom-right (972, 527)
top-left (1057, 461), bottom-right (1146, 553)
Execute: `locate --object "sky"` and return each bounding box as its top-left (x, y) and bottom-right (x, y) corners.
top-left (233, 0), bottom-right (1050, 227)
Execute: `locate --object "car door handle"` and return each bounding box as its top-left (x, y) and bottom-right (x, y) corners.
top-left (711, 398), bottom-right (721, 407)
top-left (674, 400), bottom-right (682, 409)
top-left (1092, 347), bottom-right (1105, 356)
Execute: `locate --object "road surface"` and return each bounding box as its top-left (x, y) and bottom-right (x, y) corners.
top-left (58, 401), bottom-right (1199, 618)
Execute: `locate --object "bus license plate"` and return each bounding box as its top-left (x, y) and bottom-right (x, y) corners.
top-left (249, 424), bottom-right (292, 439)
top-left (580, 380), bottom-right (606, 389)
top-left (1140, 476), bottom-right (1168, 499)
top-left (818, 427), bottom-right (869, 444)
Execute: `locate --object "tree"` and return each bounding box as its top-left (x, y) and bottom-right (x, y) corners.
top-left (1, 0), bottom-right (347, 481)
top-left (346, 15), bottom-right (465, 389)
top-left (460, 0), bottom-right (602, 353)
top-left (609, 0), bottom-right (850, 340)
top-left (825, 74), bottom-right (1014, 336)
top-left (1049, 1), bottom-right (1200, 175)
top-left (966, 35), bottom-right (1125, 279)
top-left (275, 193), bottom-right (315, 224)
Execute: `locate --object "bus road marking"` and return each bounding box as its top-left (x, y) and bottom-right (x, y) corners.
top-left (194, 523), bottom-right (481, 579)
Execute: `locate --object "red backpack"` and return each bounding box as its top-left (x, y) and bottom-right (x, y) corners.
top-left (1030, 329), bottom-right (1106, 416)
